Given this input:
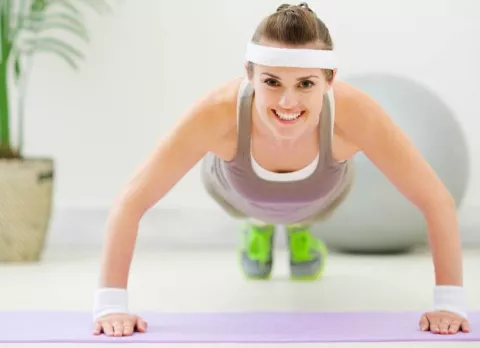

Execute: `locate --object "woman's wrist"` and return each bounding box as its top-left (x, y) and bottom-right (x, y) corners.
top-left (93, 287), bottom-right (129, 320)
top-left (433, 285), bottom-right (467, 318)
top-left (92, 286), bottom-right (468, 321)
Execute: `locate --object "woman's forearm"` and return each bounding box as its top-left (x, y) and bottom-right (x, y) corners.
top-left (98, 202), bottom-right (143, 289)
top-left (424, 196), bottom-right (463, 286)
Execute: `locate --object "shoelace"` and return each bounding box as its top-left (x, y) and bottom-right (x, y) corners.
top-left (246, 226), bottom-right (272, 263)
top-left (289, 229), bottom-right (314, 262)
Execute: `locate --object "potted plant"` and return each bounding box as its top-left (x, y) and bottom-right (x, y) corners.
top-left (0, 0), bottom-right (112, 261)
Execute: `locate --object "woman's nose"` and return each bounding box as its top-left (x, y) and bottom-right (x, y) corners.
top-left (278, 90), bottom-right (298, 109)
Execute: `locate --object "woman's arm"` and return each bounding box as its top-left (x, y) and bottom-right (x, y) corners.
top-left (97, 86), bottom-right (236, 291)
top-left (336, 84), bottom-right (463, 287)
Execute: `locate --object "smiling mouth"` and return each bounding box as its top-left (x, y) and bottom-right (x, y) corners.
top-left (273, 109), bottom-right (305, 123)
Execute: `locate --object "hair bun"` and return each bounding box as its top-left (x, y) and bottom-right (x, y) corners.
top-left (276, 3), bottom-right (313, 13)
top-left (298, 2), bottom-right (313, 12)
top-left (276, 4), bottom-right (291, 12)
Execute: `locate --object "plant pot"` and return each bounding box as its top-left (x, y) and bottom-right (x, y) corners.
top-left (0, 157), bottom-right (54, 262)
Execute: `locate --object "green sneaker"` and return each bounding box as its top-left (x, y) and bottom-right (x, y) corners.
top-left (239, 223), bottom-right (275, 280)
top-left (287, 224), bottom-right (328, 280)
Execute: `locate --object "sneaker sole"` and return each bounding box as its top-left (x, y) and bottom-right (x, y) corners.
top-left (238, 250), bottom-right (273, 280)
top-left (290, 238), bottom-right (328, 281)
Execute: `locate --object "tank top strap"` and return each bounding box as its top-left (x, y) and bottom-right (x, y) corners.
top-left (233, 78), bottom-right (254, 164)
top-left (318, 91), bottom-right (336, 166)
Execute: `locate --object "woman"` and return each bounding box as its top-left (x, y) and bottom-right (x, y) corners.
top-left (93, 2), bottom-right (469, 337)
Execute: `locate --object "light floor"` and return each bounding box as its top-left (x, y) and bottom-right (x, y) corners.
top-left (0, 245), bottom-right (479, 348)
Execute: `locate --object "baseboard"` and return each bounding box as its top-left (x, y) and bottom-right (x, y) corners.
top-left (45, 207), bottom-right (243, 252)
top-left (45, 206), bottom-right (480, 252)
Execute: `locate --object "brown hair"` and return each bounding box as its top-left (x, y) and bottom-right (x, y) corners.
top-left (247, 2), bottom-right (334, 82)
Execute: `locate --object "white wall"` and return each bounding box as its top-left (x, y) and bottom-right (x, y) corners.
top-left (17, 0), bottom-right (480, 246)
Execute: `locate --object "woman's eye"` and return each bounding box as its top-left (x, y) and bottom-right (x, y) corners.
top-left (264, 79), bottom-right (279, 87)
top-left (299, 80), bottom-right (314, 88)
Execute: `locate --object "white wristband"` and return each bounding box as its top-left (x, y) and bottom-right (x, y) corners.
top-left (433, 285), bottom-right (467, 319)
top-left (93, 288), bottom-right (129, 320)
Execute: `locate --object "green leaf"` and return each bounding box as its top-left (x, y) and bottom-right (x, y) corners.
top-left (30, 0), bottom-right (47, 12)
top-left (0, 10), bottom-right (4, 62)
top-left (80, 0), bottom-right (113, 15)
top-left (22, 17), bottom-right (89, 43)
top-left (24, 36), bottom-right (84, 61)
top-left (46, 0), bottom-right (83, 17)
top-left (43, 22), bottom-right (89, 42)
top-left (19, 11), bottom-right (91, 46)
top-left (15, 0), bottom-right (31, 34)
top-left (14, 53), bottom-right (21, 81)
top-left (0, 0), bottom-right (13, 62)
top-left (28, 44), bottom-right (80, 69)
top-left (24, 11), bottom-right (88, 33)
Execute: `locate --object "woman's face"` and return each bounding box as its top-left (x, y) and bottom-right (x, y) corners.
top-left (249, 62), bottom-right (333, 142)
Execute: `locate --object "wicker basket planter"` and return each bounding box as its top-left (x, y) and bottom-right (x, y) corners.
top-left (0, 158), bottom-right (54, 261)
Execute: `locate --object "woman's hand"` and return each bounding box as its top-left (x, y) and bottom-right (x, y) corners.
top-left (93, 313), bottom-right (148, 337)
top-left (419, 310), bottom-right (470, 334)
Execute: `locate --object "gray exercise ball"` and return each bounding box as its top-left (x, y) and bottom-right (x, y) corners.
top-left (312, 73), bottom-right (470, 254)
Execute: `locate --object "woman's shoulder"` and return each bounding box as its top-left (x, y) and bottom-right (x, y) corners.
top-left (329, 79), bottom-right (388, 156)
top-left (331, 79), bottom-right (382, 133)
top-left (203, 76), bottom-right (244, 111)
top-left (331, 78), bottom-right (406, 157)
top-left (164, 77), bottom-right (242, 160)
top-left (331, 79), bottom-right (371, 111)
top-left (193, 76), bottom-right (244, 133)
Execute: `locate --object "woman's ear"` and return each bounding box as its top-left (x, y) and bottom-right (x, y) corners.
top-left (328, 68), bottom-right (337, 86)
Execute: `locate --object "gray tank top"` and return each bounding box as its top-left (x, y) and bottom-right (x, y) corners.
top-left (202, 78), bottom-right (350, 224)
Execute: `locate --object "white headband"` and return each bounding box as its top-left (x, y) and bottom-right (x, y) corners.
top-left (245, 42), bottom-right (336, 69)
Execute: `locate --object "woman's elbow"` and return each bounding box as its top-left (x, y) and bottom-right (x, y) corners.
top-left (110, 187), bottom-right (151, 222)
top-left (420, 188), bottom-right (456, 217)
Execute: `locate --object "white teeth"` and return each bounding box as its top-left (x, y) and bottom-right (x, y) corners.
top-left (275, 110), bottom-right (302, 120)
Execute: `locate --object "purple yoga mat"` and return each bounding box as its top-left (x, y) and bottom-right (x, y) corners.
top-left (0, 310), bottom-right (478, 343)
